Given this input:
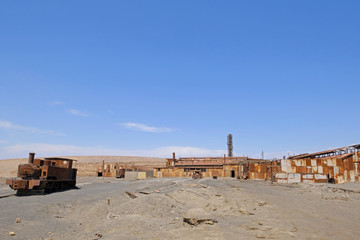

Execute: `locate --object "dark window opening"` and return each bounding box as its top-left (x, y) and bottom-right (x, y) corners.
top-left (52, 162), bottom-right (55, 166)
top-left (231, 170), bottom-right (235, 178)
top-left (201, 168), bottom-right (206, 172)
top-left (43, 171), bottom-right (46, 176)
top-left (98, 172), bottom-right (102, 177)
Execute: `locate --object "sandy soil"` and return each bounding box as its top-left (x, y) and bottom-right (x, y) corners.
top-left (0, 156), bottom-right (166, 177)
top-left (1, 177), bottom-right (359, 240)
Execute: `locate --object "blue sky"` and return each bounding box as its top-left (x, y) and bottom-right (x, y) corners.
top-left (1, 1), bottom-right (359, 159)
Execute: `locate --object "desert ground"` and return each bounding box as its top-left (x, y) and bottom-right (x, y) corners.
top-left (1, 176), bottom-right (360, 240)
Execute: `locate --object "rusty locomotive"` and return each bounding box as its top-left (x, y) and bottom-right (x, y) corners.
top-left (6, 153), bottom-right (77, 194)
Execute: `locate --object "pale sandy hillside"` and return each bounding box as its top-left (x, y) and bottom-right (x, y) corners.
top-left (0, 156), bottom-right (166, 177)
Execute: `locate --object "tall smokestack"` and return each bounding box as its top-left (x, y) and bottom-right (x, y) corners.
top-left (172, 152), bottom-right (176, 160)
top-left (28, 152), bottom-right (35, 164)
top-left (227, 134), bottom-right (233, 157)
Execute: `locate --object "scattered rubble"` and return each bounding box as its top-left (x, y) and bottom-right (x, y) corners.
top-left (183, 217), bottom-right (217, 226)
top-left (125, 191), bottom-right (137, 199)
top-left (1, 177), bottom-right (360, 239)
top-left (94, 233), bottom-right (102, 239)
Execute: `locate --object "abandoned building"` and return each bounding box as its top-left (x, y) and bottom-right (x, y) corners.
top-left (153, 153), bottom-right (268, 178)
top-left (97, 161), bottom-right (153, 179)
top-left (154, 144), bottom-right (360, 184)
top-left (97, 161), bottom-right (137, 178)
top-left (153, 134), bottom-right (268, 178)
top-left (273, 144), bottom-right (360, 184)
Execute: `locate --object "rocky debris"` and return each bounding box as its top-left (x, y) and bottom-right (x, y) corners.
top-left (324, 194), bottom-right (350, 201)
top-left (9, 232), bottom-right (15, 236)
top-left (340, 194), bottom-right (349, 201)
top-left (256, 233), bottom-right (266, 238)
top-left (107, 213), bottom-right (120, 219)
top-left (257, 201), bottom-right (267, 206)
top-left (15, 218), bottom-right (21, 223)
top-left (3, 177), bottom-right (359, 239)
top-left (238, 207), bottom-right (255, 215)
top-left (165, 193), bottom-right (184, 205)
top-left (138, 191), bottom-right (150, 195)
top-left (183, 208), bottom-right (217, 226)
top-left (125, 191), bottom-right (137, 199)
top-left (94, 232), bottom-right (102, 239)
top-left (183, 217), bottom-right (217, 226)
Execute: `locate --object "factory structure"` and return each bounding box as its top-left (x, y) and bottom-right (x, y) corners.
top-left (154, 134), bottom-right (360, 184)
top-left (275, 145), bottom-right (360, 184)
top-left (154, 155), bottom-right (268, 178)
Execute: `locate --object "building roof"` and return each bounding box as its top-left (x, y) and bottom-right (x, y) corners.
top-left (173, 157), bottom-right (268, 167)
top-left (288, 144), bottom-right (359, 160)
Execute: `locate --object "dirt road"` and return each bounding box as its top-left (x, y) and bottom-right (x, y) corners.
top-left (1, 177), bottom-right (359, 239)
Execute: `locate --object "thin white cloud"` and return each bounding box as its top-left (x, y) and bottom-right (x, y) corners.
top-left (0, 143), bottom-right (226, 159)
top-left (0, 120), bottom-right (64, 136)
top-left (49, 100), bottom-right (64, 106)
top-left (122, 122), bottom-right (173, 133)
top-left (67, 109), bottom-right (88, 117)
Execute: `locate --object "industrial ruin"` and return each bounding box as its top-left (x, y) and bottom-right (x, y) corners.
top-left (2, 136), bottom-right (360, 239)
top-left (154, 134), bottom-right (360, 184)
top-left (153, 154), bottom-right (268, 179)
top-left (96, 160), bottom-right (154, 180)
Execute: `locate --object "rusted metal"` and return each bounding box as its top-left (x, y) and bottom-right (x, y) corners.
top-left (154, 145), bottom-right (360, 183)
top-left (288, 144), bottom-right (360, 160)
top-left (116, 169), bottom-right (125, 178)
top-left (155, 145), bottom-right (360, 184)
top-left (6, 153), bottom-right (77, 194)
top-left (154, 154), bottom-right (267, 178)
top-left (192, 172), bottom-right (202, 179)
top-left (98, 162), bottom-right (136, 178)
top-left (245, 145), bottom-right (360, 184)
top-left (227, 134), bottom-right (233, 157)
top-left (28, 152), bottom-right (35, 164)
top-left (125, 191), bottom-right (137, 199)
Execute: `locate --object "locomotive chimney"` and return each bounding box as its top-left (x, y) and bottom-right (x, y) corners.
top-left (28, 152), bottom-right (35, 164)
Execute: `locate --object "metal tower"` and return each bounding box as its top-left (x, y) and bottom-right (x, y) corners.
top-left (227, 134), bottom-right (233, 157)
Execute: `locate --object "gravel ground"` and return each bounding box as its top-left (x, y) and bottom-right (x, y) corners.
top-left (1, 177), bottom-right (360, 240)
